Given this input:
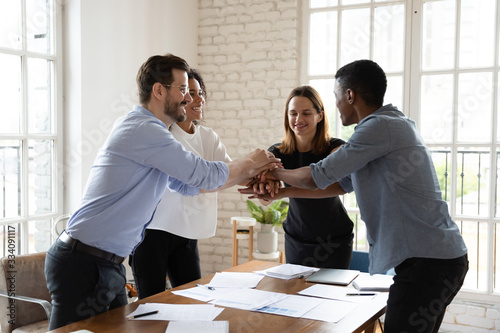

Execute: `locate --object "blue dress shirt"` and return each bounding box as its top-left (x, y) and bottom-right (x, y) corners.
top-left (311, 104), bottom-right (467, 274)
top-left (66, 105), bottom-right (229, 257)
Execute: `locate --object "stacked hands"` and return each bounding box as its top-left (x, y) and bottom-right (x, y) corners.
top-left (241, 148), bottom-right (284, 203)
top-left (244, 171), bottom-right (282, 202)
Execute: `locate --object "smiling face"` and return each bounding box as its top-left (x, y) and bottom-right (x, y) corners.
top-left (162, 68), bottom-right (192, 124)
top-left (184, 78), bottom-right (205, 123)
top-left (287, 96), bottom-right (324, 141)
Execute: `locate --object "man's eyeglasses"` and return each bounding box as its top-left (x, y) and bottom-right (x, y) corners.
top-left (161, 84), bottom-right (189, 95)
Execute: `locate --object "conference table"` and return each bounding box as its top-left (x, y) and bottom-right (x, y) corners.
top-left (49, 260), bottom-right (388, 333)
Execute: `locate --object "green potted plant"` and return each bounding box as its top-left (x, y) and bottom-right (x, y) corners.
top-left (246, 199), bottom-right (288, 227)
top-left (246, 199), bottom-right (288, 253)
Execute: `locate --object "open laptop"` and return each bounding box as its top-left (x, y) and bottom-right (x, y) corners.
top-left (305, 268), bottom-right (360, 286)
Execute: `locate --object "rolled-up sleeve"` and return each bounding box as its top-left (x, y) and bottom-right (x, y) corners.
top-left (167, 177), bottom-right (201, 196)
top-left (338, 175), bottom-right (353, 193)
top-left (310, 159), bottom-right (338, 190)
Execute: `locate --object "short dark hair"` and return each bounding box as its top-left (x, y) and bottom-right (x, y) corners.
top-left (136, 54), bottom-right (190, 104)
top-left (188, 68), bottom-right (206, 99)
top-left (335, 60), bottom-right (387, 107)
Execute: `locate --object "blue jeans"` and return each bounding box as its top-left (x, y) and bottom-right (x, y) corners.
top-left (45, 239), bottom-right (128, 330)
top-left (384, 254), bottom-right (468, 333)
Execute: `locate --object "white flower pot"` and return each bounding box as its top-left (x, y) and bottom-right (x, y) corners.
top-left (257, 224), bottom-right (278, 254)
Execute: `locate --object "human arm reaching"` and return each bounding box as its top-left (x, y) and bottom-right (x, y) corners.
top-left (239, 181), bottom-right (345, 201)
top-left (204, 148), bottom-right (280, 192)
top-left (267, 166), bottom-right (318, 190)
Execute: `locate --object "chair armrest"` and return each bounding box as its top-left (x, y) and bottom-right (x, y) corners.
top-left (0, 291), bottom-right (52, 319)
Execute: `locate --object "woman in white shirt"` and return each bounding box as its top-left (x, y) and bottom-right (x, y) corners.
top-left (129, 69), bottom-right (232, 298)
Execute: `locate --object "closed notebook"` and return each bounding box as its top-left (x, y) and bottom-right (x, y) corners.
top-left (305, 268), bottom-right (360, 286)
top-left (352, 273), bottom-right (394, 291)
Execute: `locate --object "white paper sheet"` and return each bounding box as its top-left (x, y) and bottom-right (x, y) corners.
top-left (126, 303), bottom-right (223, 321)
top-left (301, 299), bottom-right (359, 322)
top-left (254, 263), bottom-right (319, 280)
top-left (256, 294), bottom-right (325, 318)
top-left (352, 272), bottom-right (394, 291)
top-left (172, 286), bottom-right (231, 302)
top-left (298, 284), bottom-right (377, 304)
top-left (209, 288), bottom-right (288, 311)
top-left (165, 321), bottom-right (229, 333)
top-left (207, 272), bottom-right (265, 288)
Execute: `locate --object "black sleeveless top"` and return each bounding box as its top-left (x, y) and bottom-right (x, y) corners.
top-left (269, 138), bottom-right (354, 245)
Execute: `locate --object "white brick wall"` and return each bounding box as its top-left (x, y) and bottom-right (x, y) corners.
top-left (197, 0), bottom-right (297, 275)
top-left (196, 1), bottom-right (500, 332)
top-left (441, 300), bottom-right (500, 332)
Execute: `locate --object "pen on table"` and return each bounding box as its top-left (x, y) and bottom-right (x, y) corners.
top-left (346, 293), bottom-right (376, 296)
top-left (196, 283), bottom-right (215, 290)
top-left (128, 310), bottom-right (159, 319)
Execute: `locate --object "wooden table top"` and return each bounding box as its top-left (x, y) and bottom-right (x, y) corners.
top-left (48, 260), bottom-right (387, 333)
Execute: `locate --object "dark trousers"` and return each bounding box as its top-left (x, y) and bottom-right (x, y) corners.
top-left (45, 239), bottom-right (128, 330)
top-left (284, 232), bottom-right (353, 269)
top-left (384, 254), bottom-right (468, 333)
top-left (129, 229), bottom-right (201, 299)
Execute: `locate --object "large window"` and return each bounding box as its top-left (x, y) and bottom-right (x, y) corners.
top-left (0, 0), bottom-right (62, 255)
top-left (303, 0), bottom-right (500, 297)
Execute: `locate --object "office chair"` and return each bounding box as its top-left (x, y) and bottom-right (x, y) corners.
top-left (350, 250), bottom-right (395, 276)
top-left (350, 250), bottom-right (371, 273)
top-left (349, 250), bottom-right (385, 333)
top-left (0, 252), bottom-right (51, 333)
top-left (52, 214), bottom-right (71, 240)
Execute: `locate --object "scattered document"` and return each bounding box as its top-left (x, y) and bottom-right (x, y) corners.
top-left (352, 273), bottom-right (394, 291)
top-left (298, 284), bottom-right (376, 304)
top-left (126, 303), bottom-right (223, 321)
top-left (165, 321), bottom-right (229, 333)
top-left (209, 288), bottom-right (288, 311)
top-left (172, 286), bottom-right (287, 312)
top-left (256, 294), bottom-right (325, 318)
top-left (172, 286), bottom-right (231, 302)
top-left (301, 299), bottom-right (359, 322)
top-left (255, 263), bottom-right (319, 280)
top-left (133, 272), bottom-right (386, 326)
top-left (207, 272), bottom-right (265, 288)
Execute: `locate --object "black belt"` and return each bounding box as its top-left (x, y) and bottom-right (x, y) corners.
top-left (58, 231), bottom-right (125, 264)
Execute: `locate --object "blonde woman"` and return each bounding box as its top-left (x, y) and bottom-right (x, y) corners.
top-left (258, 85), bottom-right (354, 268)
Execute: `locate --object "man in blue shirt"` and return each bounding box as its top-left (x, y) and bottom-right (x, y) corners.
top-left (44, 54), bottom-right (280, 330)
top-left (250, 60), bottom-right (468, 332)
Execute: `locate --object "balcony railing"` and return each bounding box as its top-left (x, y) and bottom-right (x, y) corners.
top-left (0, 144), bottom-right (52, 255)
top-left (344, 148), bottom-right (498, 292)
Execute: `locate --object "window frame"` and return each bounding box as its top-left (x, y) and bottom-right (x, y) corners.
top-left (0, 0), bottom-right (63, 254)
top-left (301, 0), bottom-right (500, 302)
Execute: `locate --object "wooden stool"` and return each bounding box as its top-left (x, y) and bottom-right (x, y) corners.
top-left (231, 216), bottom-right (256, 266)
